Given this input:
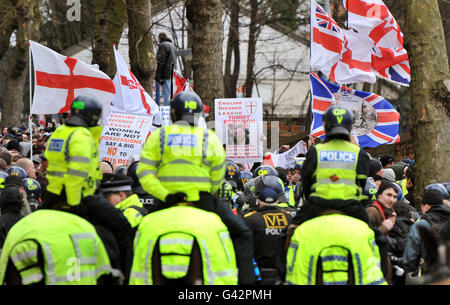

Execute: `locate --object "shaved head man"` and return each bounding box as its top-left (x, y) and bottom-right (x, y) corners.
top-left (16, 158), bottom-right (36, 179)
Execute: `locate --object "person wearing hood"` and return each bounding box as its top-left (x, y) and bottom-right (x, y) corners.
top-left (402, 189), bottom-right (450, 275)
top-left (369, 158), bottom-right (384, 182)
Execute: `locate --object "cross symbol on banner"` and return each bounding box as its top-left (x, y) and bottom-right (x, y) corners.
top-left (120, 71), bottom-right (152, 115)
top-left (136, 118), bottom-right (149, 129)
top-left (35, 57), bottom-right (116, 113)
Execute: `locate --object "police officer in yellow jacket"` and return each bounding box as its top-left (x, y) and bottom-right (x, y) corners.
top-left (286, 213), bottom-right (386, 285)
top-left (41, 96), bottom-right (133, 280)
top-left (293, 106), bottom-right (370, 225)
top-left (100, 173), bottom-right (147, 231)
top-left (137, 91), bottom-right (255, 285)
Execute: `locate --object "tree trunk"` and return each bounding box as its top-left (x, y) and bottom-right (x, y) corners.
top-left (186, 0), bottom-right (224, 118)
top-left (404, 0), bottom-right (450, 205)
top-left (92, 0), bottom-right (127, 78)
top-left (0, 0), bottom-right (40, 127)
top-left (223, 0), bottom-right (240, 98)
top-left (244, 0), bottom-right (260, 98)
top-left (126, 0), bottom-right (156, 93)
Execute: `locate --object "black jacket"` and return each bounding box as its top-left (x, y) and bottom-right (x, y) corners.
top-left (242, 205), bottom-right (293, 281)
top-left (0, 186), bottom-right (23, 248)
top-left (155, 38), bottom-right (177, 81)
top-left (388, 216), bottom-right (414, 257)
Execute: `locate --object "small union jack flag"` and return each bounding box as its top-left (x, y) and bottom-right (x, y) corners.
top-left (315, 5), bottom-right (341, 33)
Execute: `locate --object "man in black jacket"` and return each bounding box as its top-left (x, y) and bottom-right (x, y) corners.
top-left (155, 32), bottom-right (177, 106)
top-left (0, 176), bottom-right (26, 248)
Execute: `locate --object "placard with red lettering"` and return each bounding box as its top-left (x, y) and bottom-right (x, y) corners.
top-left (214, 98), bottom-right (263, 163)
top-left (99, 112), bottom-right (153, 167)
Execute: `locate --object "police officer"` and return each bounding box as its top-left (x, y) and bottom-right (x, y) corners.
top-left (242, 175), bottom-right (293, 285)
top-left (100, 174), bottom-right (147, 231)
top-left (293, 106), bottom-right (370, 225)
top-left (41, 96), bottom-right (133, 279)
top-left (126, 161), bottom-right (161, 210)
top-left (137, 91), bottom-right (255, 285)
top-left (23, 178), bottom-right (42, 211)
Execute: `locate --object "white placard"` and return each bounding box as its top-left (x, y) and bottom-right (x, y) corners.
top-left (214, 98), bottom-right (263, 163)
top-left (99, 112), bottom-right (153, 167)
top-left (160, 106), bottom-right (171, 127)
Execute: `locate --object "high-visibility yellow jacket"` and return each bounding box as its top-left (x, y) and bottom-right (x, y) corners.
top-left (286, 213), bottom-right (387, 285)
top-left (116, 194), bottom-right (146, 229)
top-left (311, 140), bottom-right (364, 201)
top-left (45, 124), bottom-right (103, 206)
top-left (129, 206), bottom-right (238, 285)
top-left (137, 125), bottom-right (225, 202)
top-left (0, 209), bottom-right (117, 285)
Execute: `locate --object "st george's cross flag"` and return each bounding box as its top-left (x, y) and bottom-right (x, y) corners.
top-left (310, 0), bottom-right (376, 84)
top-left (309, 72), bottom-right (400, 148)
top-left (345, 0), bottom-right (410, 85)
top-left (111, 47), bottom-right (162, 126)
top-left (29, 41), bottom-right (116, 118)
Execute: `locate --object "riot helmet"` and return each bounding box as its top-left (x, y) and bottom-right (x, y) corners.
top-left (322, 106), bottom-right (354, 139)
top-left (65, 96), bottom-right (103, 128)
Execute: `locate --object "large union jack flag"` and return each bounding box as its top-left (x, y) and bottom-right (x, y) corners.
top-left (309, 72), bottom-right (400, 148)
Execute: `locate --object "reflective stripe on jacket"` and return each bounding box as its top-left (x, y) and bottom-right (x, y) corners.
top-left (0, 210), bottom-right (116, 285)
top-left (45, 124), bottom-right (103, 206)
top-left (129, 206), bottom-right (237, 285)
top-left (286, 214), bottom-right (386, 285)
top-left (311, 140), bottom-right (362, 201)
top-left (137, 125), bottom-right (225, 202)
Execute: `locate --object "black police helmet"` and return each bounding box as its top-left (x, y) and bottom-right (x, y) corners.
top-left (240, 170), bottom-right (253, 186)
top-left (23, 178), bottom-right (41, 199)
top-left (7, 165), bottom-right (28, 179)
top-left (253, 165), bottom-right (278, 178)
top-left (66, 96), bottom-right (102, 128)
top-left (254, 175), bottom-right (284, 198)
top-left (170, 91), bottom-right (204, 125)
top-left (225, 160), bottom-right (240, 181)
top-left (322, 106), bottom-right (355, 138)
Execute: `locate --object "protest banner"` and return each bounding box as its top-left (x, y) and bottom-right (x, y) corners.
top-left (263, 140), bottom-right (307, 169)
top-left (215, 97), bottom-right (263, 163)
top-left (99, 112), bottom-right (153, 167)
top-left (160, 106), bottom-right (171, 126)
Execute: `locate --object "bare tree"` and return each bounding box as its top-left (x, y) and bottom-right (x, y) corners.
top-left (126, 0), bottom-right (156, 93)
top-left (186, 0), bottom-right (224, 116)
top-left (0, 0), bottom-right (40, 127)
top-left (404, 0), bottom-right (450, 204)
top-left (92, 0), bottom-right (127, 78)
top-left (223, 0), bottom-right (240, 98)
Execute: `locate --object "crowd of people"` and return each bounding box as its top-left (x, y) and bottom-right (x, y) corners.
top-left (0, 93), bottom-right (449, 286)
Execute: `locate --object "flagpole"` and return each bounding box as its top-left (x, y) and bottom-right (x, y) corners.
top-left (113, 44), bottom-right (126, 112)
top-left (28, 42), bottom-right (33, 158)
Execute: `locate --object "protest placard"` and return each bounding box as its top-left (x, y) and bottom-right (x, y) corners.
top-left (99, 112), bottom-right (153, 167)
top-left (214, 98), bottom-right (263, 163)
top-left (160, 106), bottom-right (171, 126)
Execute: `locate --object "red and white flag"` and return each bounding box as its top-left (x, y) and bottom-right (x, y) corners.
top-left (345, 0), bottom-right (410, 85)
top-left (112, 47), bottom-right (162, 126)
top-left (29, 41), bottom-right (116, 117)
top-left (173, 69), bottom-right (193, 96)
top-left (310, 0), bottom-right (376, 84)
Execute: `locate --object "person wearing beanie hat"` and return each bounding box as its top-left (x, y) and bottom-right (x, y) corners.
top-left (391, 162), bottom-right (408, 181)
top-left (379, 154), bottom-right (396, 169)
top-left (369, 158), bottom-right (384, 181)
top-left (381, 168), bottom-right (396, 183)
top-left (100, 174), bottom-right (147, 231)
top-left (403, 189), bottom-right (450, 274)
top-left (242, 185), bottom-right (294, 284)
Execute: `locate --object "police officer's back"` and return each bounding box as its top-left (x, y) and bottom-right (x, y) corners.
top-left (242, 175), bottom-right (293, 284)
top-left (137, 91), bottom-right (256, 285)
top-left (41, 96), bottom-right (133, 280)
top-left (294, 106), bottom-right (370, 225)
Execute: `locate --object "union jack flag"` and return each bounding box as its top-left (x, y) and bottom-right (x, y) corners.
top-left (309, 72), bottom-right (400, 148)
top-left (315, 5), bottom-right (341, 33)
